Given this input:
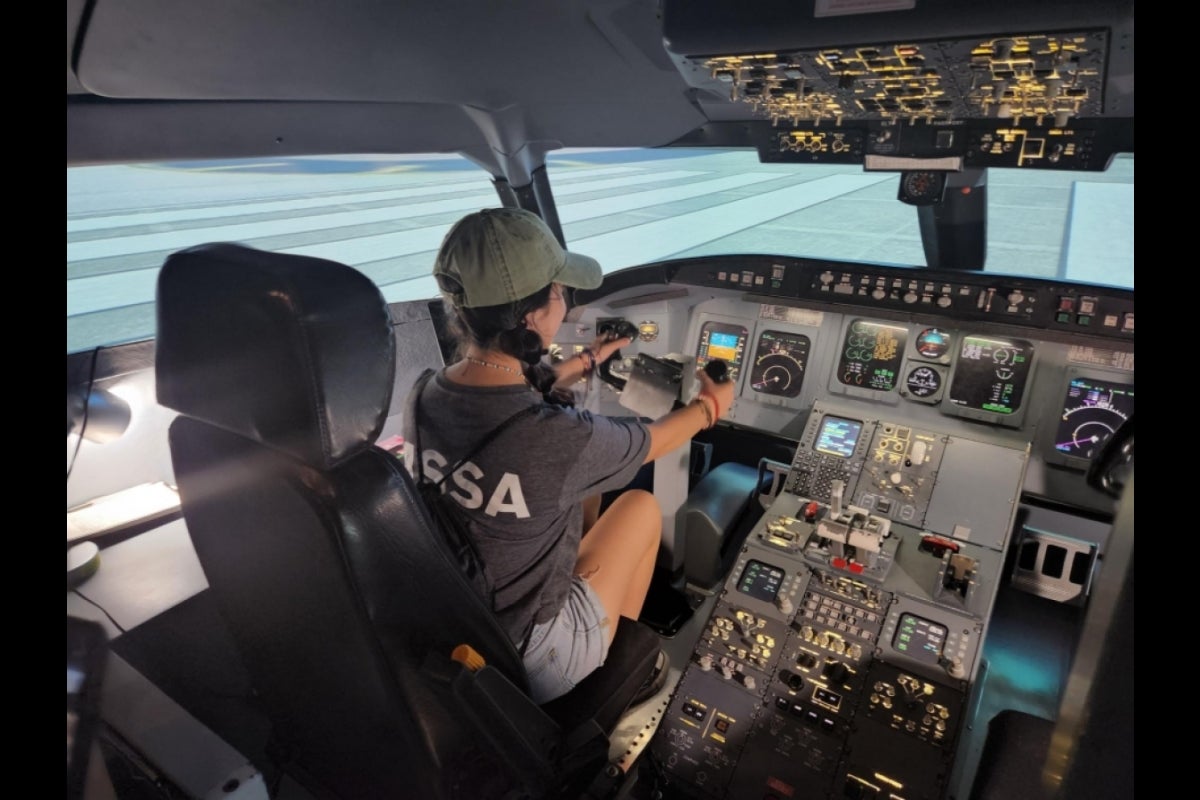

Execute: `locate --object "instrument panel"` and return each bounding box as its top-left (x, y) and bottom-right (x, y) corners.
top-left (571, 255), bottom-right (1133, 514)
top-left (568, 255), bottom-right (1131, 798)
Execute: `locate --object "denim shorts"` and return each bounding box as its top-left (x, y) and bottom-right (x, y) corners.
top-left (522, 575), bottom-right (611, 704)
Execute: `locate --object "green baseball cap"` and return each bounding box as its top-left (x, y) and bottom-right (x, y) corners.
top-left (433, 208), bottom-right (603, 308)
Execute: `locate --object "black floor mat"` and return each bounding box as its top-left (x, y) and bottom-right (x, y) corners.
top-left (108, 590), bottom-right (275, 777)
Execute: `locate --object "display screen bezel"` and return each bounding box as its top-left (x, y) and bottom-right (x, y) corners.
top-left (696, 319), bottom-right (749, 384)
top-left (1044, 369), bottom-right (1135, 470)
top-left (835, 318), bottom-right (908, 393)
top-left (813, 415), bottom-right (864, 458)
top-left (942, 333), bottom-right (1037, 428)
top-left (736, 558), bottom-right (786, 603)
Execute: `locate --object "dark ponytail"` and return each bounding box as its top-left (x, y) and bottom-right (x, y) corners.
top-left (444, 283), bottom-right (554, 368)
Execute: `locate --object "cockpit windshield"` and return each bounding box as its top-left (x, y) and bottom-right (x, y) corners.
top-left (65, 148), bottom-right (1133, 354)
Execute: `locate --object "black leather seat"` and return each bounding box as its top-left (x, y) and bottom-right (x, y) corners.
top-left (155, 242), bottom-right (660, 800)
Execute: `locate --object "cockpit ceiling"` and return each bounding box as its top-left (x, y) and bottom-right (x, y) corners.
top-left (67, 0), bottom-right (1133, 164)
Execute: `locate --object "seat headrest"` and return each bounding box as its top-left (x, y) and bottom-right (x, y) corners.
top-left (155, 243), bottom-right (395, 469)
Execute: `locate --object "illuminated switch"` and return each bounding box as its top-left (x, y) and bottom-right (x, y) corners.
top-left (1057, 296), bottom-right (1075, 312)
top-left (1079, 298), bottom-right (1097, 314)
top-left (1122, 313), bottom-right (1134, 332)
top-left (1103, 314), bottom-right (1119, 327)
top-left (1076, 315), bottom-right (1091, 326)
top-left (1055, 312), bottom-right (1072, 324)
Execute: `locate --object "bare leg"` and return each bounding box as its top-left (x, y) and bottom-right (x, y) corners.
top-left (574, 489), bottom-right (660, 645)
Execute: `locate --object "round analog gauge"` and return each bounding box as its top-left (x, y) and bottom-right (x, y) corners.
top-left (915, 328), bottom-right (951, 359)
top-left (905, 365), bottom-right (942, 398)
top-left (900, 170), bottom-right (945, 205)
top-left (750, 330), bottom-right (811, 398)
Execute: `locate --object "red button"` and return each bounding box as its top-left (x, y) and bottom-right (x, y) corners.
top-left (832, 557), bottom-right (847, 569)
top-left (848, 562), bottom-right (864, 574)
top-left (803, 501), bottom-right (820, 521)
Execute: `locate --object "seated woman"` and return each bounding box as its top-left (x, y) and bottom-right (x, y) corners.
top-left (405, 208), bottom-right (734, 704)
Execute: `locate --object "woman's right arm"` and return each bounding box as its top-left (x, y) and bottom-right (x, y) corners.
top-left (643, 370), bottom-right (735, 463)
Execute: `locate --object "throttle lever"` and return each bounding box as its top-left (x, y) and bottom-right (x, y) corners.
top-left (704, 358), bottom-right (731, 384)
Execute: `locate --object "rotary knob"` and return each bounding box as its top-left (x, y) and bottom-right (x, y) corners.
top-left (903, 291), bottom-right (919, 304)
top-left (776, 595), bottom-right (794, 615)
top-left (936, 295), bottom-right (952, 308)
top-left (823, 661), bottom-right (849, 683)
top-left (871, 288), bottom-right (886, 300)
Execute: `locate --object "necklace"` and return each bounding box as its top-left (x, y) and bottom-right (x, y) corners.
top-left (464, 356), bottom-right (524, 376)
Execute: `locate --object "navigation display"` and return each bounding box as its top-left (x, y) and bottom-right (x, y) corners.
top-left (737, 559), bottom-right (785, 602)
top-left (947, 335), bottom-right (1035, 415)
top-left (750, 330), bottom-right (811, 398)
top-left (1053, 376), bottom-right (1134, 461)
top-left (814, 416), bottom-right (864, 458)
top-left (697, 321), bottom-right (748, 384)
top-left (837, 319), bottom-right (907, 392)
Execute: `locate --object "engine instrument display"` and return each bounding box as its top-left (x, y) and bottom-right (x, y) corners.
top-left (893, 613), bottom-right (947, 665)
top-left (947, 335), bottom-right (1035, 416)
top-left (697, 321), bottom-right (748, 384)
top-left (837, 320), bottom-right (907, 392)
top-left (814, 416), bottom-right (864, 458)
top-left (737, 559), bottom-right (785, 602)
top-left (749, 330), bottom-right (811, 398)
top-left (1053, 376), bottom-right (1134, 461)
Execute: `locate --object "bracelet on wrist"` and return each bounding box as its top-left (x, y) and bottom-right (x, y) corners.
top-left (693, 396), bottom-right (715, 429)
top-left (699, 389), bottom-right (722, 422)
top-left (579, 347), bottom-right (596, 374)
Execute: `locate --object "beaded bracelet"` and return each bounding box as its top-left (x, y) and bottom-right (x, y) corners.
top-left (699, 389), bottom-right (722, 424)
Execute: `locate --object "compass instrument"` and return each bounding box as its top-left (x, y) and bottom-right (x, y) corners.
top-left (1053, 377), bottom-right (1134, 460)
top-left (750, 330), bottom-right (811, 398)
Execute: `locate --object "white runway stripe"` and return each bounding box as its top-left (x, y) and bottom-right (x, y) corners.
top-left (375, 174), bottom-right (893, 305)
top-left (66, 165), bottom-right (655, 233)
top-left (285, 173), bottom-right (786, 264)
top-left (66, 170), bottom-right (708, 260)
top-left (67, 173), bottom-right (880, 317)
top-left (566, 174), bottom-right (894, 269)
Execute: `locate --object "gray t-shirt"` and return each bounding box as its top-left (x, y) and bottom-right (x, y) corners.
top-left (403, 369), bottom-right (651, 644)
